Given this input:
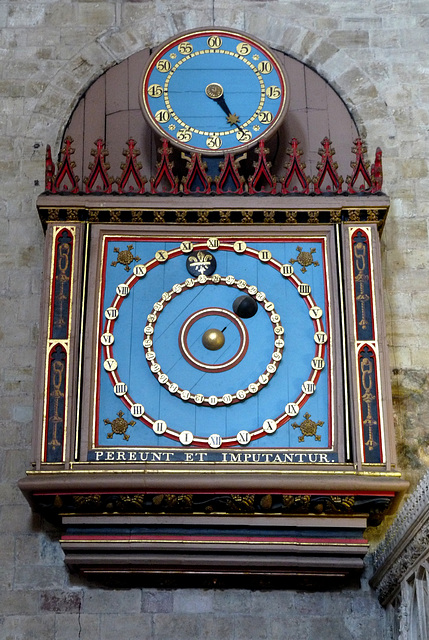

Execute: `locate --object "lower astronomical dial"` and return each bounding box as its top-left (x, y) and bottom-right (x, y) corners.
top-left (99, 238), bottom-right (328, 448)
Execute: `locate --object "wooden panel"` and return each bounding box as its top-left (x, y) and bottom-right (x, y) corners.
top-left (304, 67), bottom-right (330, 177)
top-left (63, 100), bottom-right (85, 183)
top-left (128, 108), bottom-right (155, 179)
top-left (60, 46), bottom-right (359, 188)
top-left (106, 62), bottom-right (129, 115)
top-left (274, 55), bottom-right (308, 176)
top-left (82, 76), bottom-right (106, 179)
top-left (105, 111), bottom-right (128, 184)
top-left (327, 86), bottom-right (357, 181)
top-left (128, 48), bottom-right (151, 110)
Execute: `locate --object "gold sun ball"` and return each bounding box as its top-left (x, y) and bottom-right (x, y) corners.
top-left (202, 328), bottom-right (225, 351)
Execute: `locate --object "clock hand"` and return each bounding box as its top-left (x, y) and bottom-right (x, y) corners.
top-left (205, 83), bottom-right (244, 131)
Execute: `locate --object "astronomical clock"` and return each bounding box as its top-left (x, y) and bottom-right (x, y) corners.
top-left (20, 28), bottom-right (407, 587)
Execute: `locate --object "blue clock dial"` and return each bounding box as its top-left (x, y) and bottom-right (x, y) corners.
top-left (94, 235), bottom-right (334, 452)
top-left (141, 29), bottom-right (289, 153)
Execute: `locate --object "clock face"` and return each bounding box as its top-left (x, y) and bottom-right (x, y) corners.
top-left (87, 229), bottom-right (340, 459)
top-left (140, 28), bottom-right (289, 154)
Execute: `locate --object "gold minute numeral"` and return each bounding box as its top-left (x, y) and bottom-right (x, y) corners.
top-left (258, 111), bottom-right (274, 124)
top-left (258, 60), bottom-right (273, 74)
top-left (236, 129), bottom-right (252, 142)
top-left (266, 85), bottom-right (281, 99)
top-left (206, 135), bottom-right (221, 150)
top-left (207, 35), bottom-right (222, 49)
top-left (236, 41), bottom-right (251, 55)
top-left (148, 84), bottom-right (163, 98)
top-left (156, 59), bottom-right (171, 72)
top-left (177, 129), bottom-right (192, 142)
top-left (178, 41), bottom-right (193, 55)
top-left (155, 109), bottom-right (170, 123)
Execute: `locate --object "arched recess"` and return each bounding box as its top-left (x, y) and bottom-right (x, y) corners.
top-left (61, 45), bottom-right (360, 188)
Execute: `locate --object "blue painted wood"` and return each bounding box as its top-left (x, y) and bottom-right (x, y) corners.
top-left (96, 237), bottom-right (332, 450)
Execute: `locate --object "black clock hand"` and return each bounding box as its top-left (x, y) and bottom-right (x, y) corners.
top-left (205, 83), bottom-right (244, 132)
top-left (214, 95), bottom-right (238, 122)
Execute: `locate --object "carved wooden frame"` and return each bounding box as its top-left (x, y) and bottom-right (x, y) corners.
top-left (20, 203), bottom-right (407, 585)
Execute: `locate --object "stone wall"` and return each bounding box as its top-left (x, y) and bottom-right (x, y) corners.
top-left (1, 1), bottom-right (428, 638)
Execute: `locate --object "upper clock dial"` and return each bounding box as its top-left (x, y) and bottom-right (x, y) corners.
top-left (140, 28), bottom-right (289, 154)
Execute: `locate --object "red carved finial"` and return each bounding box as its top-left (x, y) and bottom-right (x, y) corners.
top-left (312, 137), bottom-right (343, 194)
top-left (53, 136), bottom-right (80, 193)
top-left (84, 139), bottom-right (113, 193)
top-left (281, 138), bottom-right (310, 194)
top-left (346, 137), bottom-right (372, 193)
top-left (116, 138), bottom-right (147, 194)
top-left (150, 138), bottom-right (179, 194)
top-left (371, 147), bottom-right (383, 193)
top-left (45, 144), bottom-right (55, 192)
top-left (248, 140), bottom-right (276, 194)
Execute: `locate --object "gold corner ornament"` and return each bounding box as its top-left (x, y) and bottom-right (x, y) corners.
top-left (290, 246), bottom-right (320, 273)
top-left (111, 245), bottom-right (141, 272)
top-left (104, 411), bottom-right (136, 441)
top-left (292, 412), bottom-right (324, 442)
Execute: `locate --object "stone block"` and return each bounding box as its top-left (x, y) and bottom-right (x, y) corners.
top-left (7, 4), bottom-right (46, 28)
top-left (141, 589), bottom-right (173, 613)
top-left (249, 589), bottom-right (295, 617)
top-left (14, 534), bottom-right (41, 566)
top-left (411, 345), bottom-right (429, 368)
top-left (370, 28), bottom-right (401, 48)
top-left (77, 3), bottom-right (116, 28)
top-left (194, 613), bottom-right (232, 639)
top-left (310, 40), bottom-right (339, 64)
top-left (213, 588), bottom-right (252, 613)
top-left (232, 614), bottom-right (269, 640)
top-left (292, 590), bottom-right (327, 616)
top-left (53, 613), bottom-right (101, 640)
top-left (83, 588), bottom-right (141, 614)
top-left (0, 4), bottom-right (7, 28)
top-left (0, 505), bottom-right (34, 534)
top-left (100, 614), bottom-right (153, 640)
top-left (40, 590), bottom-right (82, 613)
top-left (298, 31), bottom-right (320, 58)
top-left (329, 29), bottom-right (370, 47)
top-left (388, 346), bottom-right (412, 369)
top-left (0, 534), bottom-right (15, 564)
top-left (45, 5), bottom-right (78, 27)
top-left (39, 535), bottom-right (65, 566)
top-left (401, 158), bottom-right (428, 179)
top-left (153, 613), bottom-right (205, 640)
top-left (0, 482), bottom-right (26, 506)
top-left (344, 16), bottom-right (383, 28)
top-left (173, 589), bottom-right (214, 613)
top-left (270, 616), bottom-right (312, 639)
top-left (13, 565), bottom-right (66, 590)
top-left (0, 613), bottom-right (56, 640)
top-left (0, 588), bottom-right (39, 616)
top-left (12, 404), bottom-right (33, 424)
